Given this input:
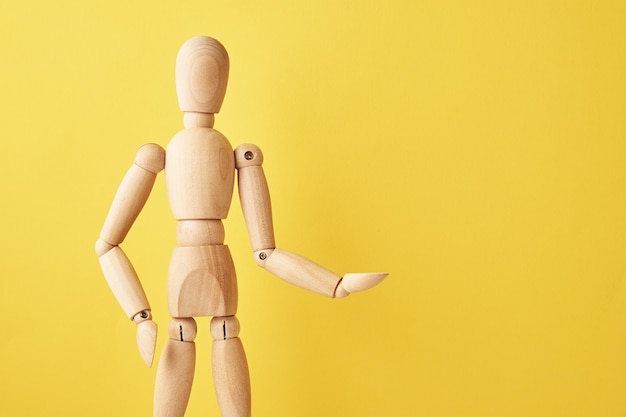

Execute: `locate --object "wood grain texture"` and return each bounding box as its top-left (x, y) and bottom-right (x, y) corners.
top-left (176, 219), bottom-right (225, 246)
top-left (165, 128), bottom-right (234, 220)
top-left (210, 316), bottom-right (241, 341)
top-left (262, 248), bottom-right (341, 297)
top-left (135, 319), bottom-right (157, 367)
top-left (235, 144), bottom-right (275, 252)
top-left (167, 245), bottom-right (238, 317)
top-left (176, 36), bottom-right (229, 114)
top-left (183, 112), bottom-right (214, 128)
top-left (167, 318), bottom-right (198, 342)
top-left (339, 272), bottom-right (388, 293)
top-left (212, 338), bottom-right (251, 417)
top-left (154, 339), bottom-right (196, 417)
top-left (134, 143), bottom-right (166, 173)
top-left (98, 246), bottom-right (150, 319)
top-left (99, 146), bottom-right (163, 246)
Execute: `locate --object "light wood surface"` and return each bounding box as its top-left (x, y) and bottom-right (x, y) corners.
top-left (99, 144), bottom-right (164, 246)
top-left (135, 318), bottom-right (157, 367)
top-left (96, 35), bottom-right (388, 417)
top-left (235, 144), bottom-right (276, 252)
top-left (338, 272), bottom-right (388, 294)
top-left (183, 112), bottom-right (215, 129)
top-left (167, 245), bottom-right (238, 317)
top-left (176, 36), bottom-right (229, 114)
top-left (165, 128), bottom-right (234, 220)
top-left (94, 238), bottom-right (113, 257)
top-left (176, 219), bottom-right (225, 246)
top-left (154, 339), bottom-right (196, 417)
top-left (135, 143), bottom-right (167, 173)
top-left (98, 246), bottom-right (150, 319)
top-left (261, 248), bottom-right (341, 297)
top-left (210, 316), bottom-right (241, 341)
top-left (212, 337), bottom-right (251, 417)
top-left (167, 318), bottom-right (198, 342)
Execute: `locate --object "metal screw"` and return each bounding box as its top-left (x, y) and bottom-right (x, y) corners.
top-left (140, 311), bottom-right (149, 319)
top-left (259, 252), bottom-right (267, 260)
top-left (244, 151), bottom-right (254, 160)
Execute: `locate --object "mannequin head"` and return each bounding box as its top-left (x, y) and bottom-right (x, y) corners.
top-left (176, 36), bottom-right (229, 114)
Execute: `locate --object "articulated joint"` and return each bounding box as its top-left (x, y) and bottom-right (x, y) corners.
top-left (234, 144), bottom-right (264, 169)
top-left (210, 316), bottom-right (241, 341)
top-left (183, 112), bottom-right (215, 128)
top-left (95, 238), bottom-right (115, 256)
top-left (168, 318), bottom-right (197, 342)
top-left (253, 248), bottom-right (275, 268)
top-left (134, 143), bottom-right (165, 173)
top-left (334, 280), bottom-right (350, 298)
top-left (132, 310), bottom-right (153, 324)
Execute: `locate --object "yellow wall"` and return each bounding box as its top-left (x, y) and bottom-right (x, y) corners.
top-left (2, 1), bottom-right (626, 416)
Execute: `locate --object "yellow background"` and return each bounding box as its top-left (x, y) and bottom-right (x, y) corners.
top-left (1, 1), bottom-right (626, 416)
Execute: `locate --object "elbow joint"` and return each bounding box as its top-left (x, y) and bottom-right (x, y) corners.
top-left (253, 248), bottom-right (275, 268)
top-left (95, 238), bottom-right (115, 256)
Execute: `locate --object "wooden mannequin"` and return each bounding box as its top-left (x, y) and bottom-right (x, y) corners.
top-left (96, 36), bottom-right (387, 417)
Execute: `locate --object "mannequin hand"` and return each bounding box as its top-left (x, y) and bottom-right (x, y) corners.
top-left (335, 272), bottom-right (388, 298)
top-left (133, 311), bottom-right (158, 367)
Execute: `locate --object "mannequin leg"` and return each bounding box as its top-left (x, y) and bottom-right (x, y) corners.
top-left (210, 315), bottom-right (251, 417)
top-left (154, 318), bottom-right (197, 417)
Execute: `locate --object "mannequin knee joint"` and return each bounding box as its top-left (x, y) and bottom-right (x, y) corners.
top-left (210, 316), bottom-right (240, 341)
top-left (168, 318), bottom-right (197, 342)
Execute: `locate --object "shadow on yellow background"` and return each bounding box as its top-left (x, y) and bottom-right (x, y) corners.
top-left (1, 1), bottom-right (626, 416)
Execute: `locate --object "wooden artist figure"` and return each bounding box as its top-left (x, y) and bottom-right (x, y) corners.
top-left (95, 36), bottom-right (388, 417)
